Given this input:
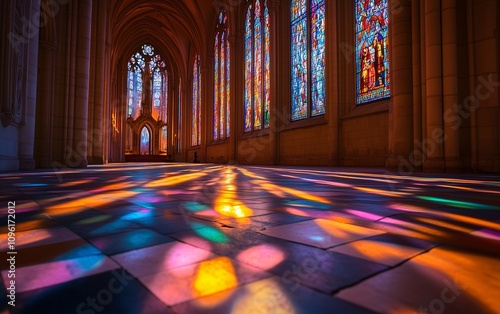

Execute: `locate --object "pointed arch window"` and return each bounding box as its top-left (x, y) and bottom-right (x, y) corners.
top-left (192, 54), bottom-right (201, 146)
top-left (126, 44), bottom-right (168, 155)
top-left (127, 44), bottom-right (168, 122)
top-left (214, 11), bottom-right (231, 140)
top-left (290, 0), bottom-right (325, 121)
top-left (244, 0), bottom-right (270, 132)
top-left (355, 0), bottom-right (390, 104)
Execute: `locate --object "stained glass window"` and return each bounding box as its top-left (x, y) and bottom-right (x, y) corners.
top-left (127, 44), bottom-right (168, 122)
top-left (355, 0), bottom-right (390, 104)
top-left (214, 11), bottom-right (230, 140)
top-left (244, 0), bottom-right (270, 133)
top-left (126, 44), bottom-right (168, 155)
top-left (192, 55), bottom-right (201, 146)
top-left (291, 0), bottom-right (325, 121)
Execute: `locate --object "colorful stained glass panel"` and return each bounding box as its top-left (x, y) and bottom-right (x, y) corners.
top-left (355, 0), bottom-right (390, 104)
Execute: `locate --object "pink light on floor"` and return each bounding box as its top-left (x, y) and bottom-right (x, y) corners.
top-left (1, 255), bottom-right (118, 293)
top-left (346, 209), bottom-right (384, 221)
top-left (163, 242), bottom-right (214, 269)
top-left (236, 244), bottom-right (285, 270)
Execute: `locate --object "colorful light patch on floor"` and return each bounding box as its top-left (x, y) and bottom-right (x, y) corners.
top-left (193, 257), bottom-right (238, 298)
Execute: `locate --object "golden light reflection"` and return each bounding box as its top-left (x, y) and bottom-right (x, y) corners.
top-left (145, 172), bottom-right (208, 188)
top-left (46, 190), bottom-right (139, 215)
top-left (58, 179), bottom-right (94, 187)
top-left (231, 278), bottom-right (295, 314)
top-left (415, 217), bottom-right (474, 234)
top-left (354, 186), bottom-right (408, 198)
top-left (390, 203), bottom-right (500, 232)
top-left (214, 196), bottom-right (253, 218)
top-left (240, 168), bottom-right (331, 205)
top-left (193, 257), bottom-right (238, 299)
top-left (213, 168), bottom-right (253, 218)
top-left (315, 219), bottom-right (385, 241)
top-left (380, 218), bottom-right (449, 238)
top-left (333, 240), bottom-right (421, 267)
top-left (414, 247), bottom-right (500, 313)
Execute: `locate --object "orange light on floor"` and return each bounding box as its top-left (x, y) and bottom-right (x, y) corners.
top-left (231, 278), bottom-right (295, 314)
top-left (45, 190), bottom-right (138, 215)
top-left (58, 179), bottom-right (94, 187)
top-left (193, 257), bottom-right (238, 298)
top-left (145, 172), bottom-right (207, 188)
top-left (240, 168), bottom-right (331, 205)
top-left (214, 194), bottom-right (253, 218)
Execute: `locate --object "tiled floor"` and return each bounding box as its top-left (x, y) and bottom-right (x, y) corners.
top-left (1, 163), bottom-right (499, 313)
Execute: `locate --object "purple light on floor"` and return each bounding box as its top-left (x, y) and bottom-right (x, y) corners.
top-left (346, 209), bottom-right (384, 221)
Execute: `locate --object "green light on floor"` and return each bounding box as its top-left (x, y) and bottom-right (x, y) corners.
top-left (184, 201), bottom-right (210, 212)
top-left (418, 196), bottom-right (498, 210)
top-left (192, 224), bottom-right (229, 244)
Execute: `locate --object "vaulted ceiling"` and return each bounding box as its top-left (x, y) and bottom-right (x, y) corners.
top-left (109, 0), bottom-right (223, 80)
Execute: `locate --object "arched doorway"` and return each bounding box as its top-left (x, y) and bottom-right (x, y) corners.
top-left (140, 126), bottom-right (151, 155)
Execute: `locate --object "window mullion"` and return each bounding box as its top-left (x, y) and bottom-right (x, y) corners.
top-left (307, 0), bottom-right (312, 118)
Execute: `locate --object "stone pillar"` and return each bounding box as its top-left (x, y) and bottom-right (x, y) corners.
top-left (268, 0), bottom-right (280, 165)
top-left (87, 0), bottom-right (107, 164)
top-left (423, 0), bottom-right (445, 171)
top-left (441, 0), bottom-right (462, 171)
top-left (35, 33), bottom-right (56, 168)
top-left (228, 34), bottom-right (237, 163)
top-left (200, 66), bottom-right (209, 162)
top-left (386, 0), bottom-right (414, 172)
top-left (411, 0), bottom-right (423, 172)
top-left (0, 1), bottom-right (15, 128)
top-left (71, 0), bottom-right (92, 167)
top-left (18, 0), bottom-right (40, 170)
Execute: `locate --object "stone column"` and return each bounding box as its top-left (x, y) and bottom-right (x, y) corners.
top-left (423, 0), bottom-right (445, 171)
top-left (200, 66), bottom-right (209, 162)
top-left (268, 0), bottom-right (280, 165)
top-left (87, 0), bottom-right (107, 164)
top-left (72, 0), bottom-right (92, 167)
top-left (228, 34), bottom-right (237, 163)
top-left (0, 1), bottom-right (14, 127)
top-left (386, 0), bottom-right (414, 172)
top-left (35, 37), bottom-right (55, 168)
top-left (441, 0), bottom-right (462, 171)
top-left (411, 0), bottom-right (423, 172)
top-left (19, 0), bottom-right (40, 170)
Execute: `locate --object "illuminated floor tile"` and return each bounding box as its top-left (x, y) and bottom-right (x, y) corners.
top-left (336, 246), bottom-right (500, 313)
top-left (88, 229), bottom-right (174, 255)
top-left (138, 257), bottom-right (271, 306)
top-left (1, 255), bottom-right (120, 293)
top-left (1, 163), bottom-right (499, 313)
top-left (172, 276), bottom-right (375, 314)
top-left (329, 238), bottom-right (424, 267)
top-left (0, 239), bottom-right (102, 270)
top-left (13, 270), bottom-right (170, 314)
top-left (0, 227), bottom-right (80, 251)
top-left (260, 218), bottom-right (385, 249)
top-left (112, 241), bottom-right (217, 278)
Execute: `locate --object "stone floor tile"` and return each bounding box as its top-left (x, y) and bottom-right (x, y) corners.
top-left (260, 218), bottom-right (386, 248)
